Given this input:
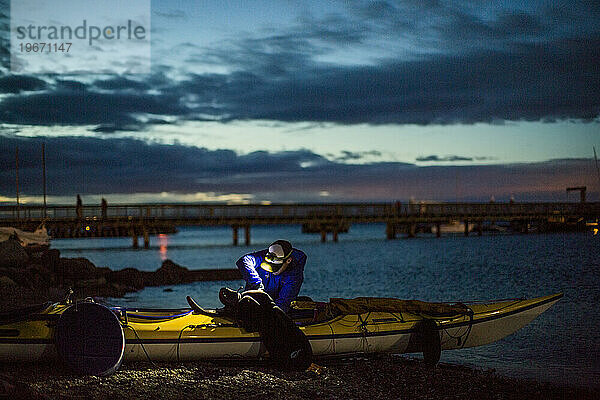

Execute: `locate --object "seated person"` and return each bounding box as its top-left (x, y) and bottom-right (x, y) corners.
top-left (235, 239), bottom-right (306, 313)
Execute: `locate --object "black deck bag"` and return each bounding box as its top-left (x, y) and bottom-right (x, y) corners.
top-left (237, 290), bottom-right (312, 371)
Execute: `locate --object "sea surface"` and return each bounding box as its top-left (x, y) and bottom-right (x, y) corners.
top-left (54, 224), bottom-right (600, 388)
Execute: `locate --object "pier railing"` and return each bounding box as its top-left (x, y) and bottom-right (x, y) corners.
top-left (2, 202), bottom-right (597, 245)
top-left (1, 202), bottom-right (599, 224)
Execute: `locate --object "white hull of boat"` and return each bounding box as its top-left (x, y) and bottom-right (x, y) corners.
top-left (0, 226), bottom-right (50, 248)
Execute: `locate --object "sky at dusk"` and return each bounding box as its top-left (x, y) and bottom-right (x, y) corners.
top-left (0, 0), bottom-right (599, 204)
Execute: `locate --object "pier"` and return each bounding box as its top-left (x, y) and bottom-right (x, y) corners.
top-left (1, 202), bottom-right (598, 247)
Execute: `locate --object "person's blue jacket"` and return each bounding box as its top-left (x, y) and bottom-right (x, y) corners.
top-left (236, 248), bottom-right (306, 312)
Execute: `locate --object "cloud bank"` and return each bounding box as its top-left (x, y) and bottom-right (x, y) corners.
top-left (0, 2), bottom-right (598, 130)
top-left (1, 135), bottom-right (597, 203)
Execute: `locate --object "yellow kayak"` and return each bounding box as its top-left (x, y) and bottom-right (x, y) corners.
top-left (0, 293), bottom-right (562, 375)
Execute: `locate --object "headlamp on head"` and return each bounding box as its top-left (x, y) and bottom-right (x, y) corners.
top-left (262, 240), bottom-right (293, 272)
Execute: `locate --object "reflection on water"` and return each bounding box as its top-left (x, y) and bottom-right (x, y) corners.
top-left (158, 234), bottom-right (168, 261)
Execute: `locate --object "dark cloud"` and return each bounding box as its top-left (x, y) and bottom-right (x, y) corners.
top-left (333, 151), bottom-right (382, 161)
top-left (93, 77), bottom-right (151, 91)
top-left (91, 124), bottom-right (144, 133)
top-left (2, 37), bottom-right (597, 128)
top-left (0, 75), bottom-right (47, 93)
top-left (0, 89), bottom-right (187, 126)
top-left (436, 9), bottom-right (545, 47)
top-left (416, 155), bottom-right (493, 162)
top-left (202, 38), bottom-right (599, 124)
top-left (0, 2), bottom-right (598, 128)
top-left (359, 1), bottom-right (400, 19)
top-left (0, 3), bottom-right (8, 68)
top-left (56, 80), bottom-right (87, 92)
top-left (1, 135), bottom-right (596, 202)
top-left (0, 135), bottom-right (333, 196)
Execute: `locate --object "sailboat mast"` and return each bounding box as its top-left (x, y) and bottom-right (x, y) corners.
top-left (42, 142), bottom-right (47, 218)
top-left (16, 146), bottom-right (21, 224)
top-left (594, 146), bottom-right (600, 197)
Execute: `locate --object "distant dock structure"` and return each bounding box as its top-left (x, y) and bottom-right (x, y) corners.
top-left (1, 201), bottom-right (598, 248)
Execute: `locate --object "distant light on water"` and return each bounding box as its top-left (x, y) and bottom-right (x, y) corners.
top-left (158, 234), bottom-right (168, 260)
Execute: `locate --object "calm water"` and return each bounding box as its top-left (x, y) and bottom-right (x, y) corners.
top-left (54, 225), bottom-right (600, 388)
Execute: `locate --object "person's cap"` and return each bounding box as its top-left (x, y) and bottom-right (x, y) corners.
top-left (264, 240), bottom-right (293, 265)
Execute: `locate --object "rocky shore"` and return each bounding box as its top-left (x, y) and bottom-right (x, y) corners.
top-left (0, 237), bottom-right (240, 310)
top-left (1, 238), bottom-right (598, 399)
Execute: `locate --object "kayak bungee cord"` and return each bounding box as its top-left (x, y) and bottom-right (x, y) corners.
top-left (357, 312), bottom-right (372, 353)
top-left (390, 311), bottom-right (404, 323)
top-left (177, 325), bottom-right (195, 362)
top-left (123, 310), bottom-right (193, 321)
top-left (324, 320), bottom-right (336, 353)
top-left (112, 307), bottom-right (193, 321)
top-left (124, 324), bottom-right (155, 365)
top-left (441, 311), bottom-right (474, 348)
top-left (450, 299), bottom-right (520, 347)
top-left (440, 300), bottom-right (524, 349)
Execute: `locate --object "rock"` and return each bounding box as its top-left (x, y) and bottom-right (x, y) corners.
top-left (28, 262), bottom-right (52, 276)
top-left (0, 267), bottom-right (26, 288)
top-left (41, 249), bottom-right (61, 270)
top-left (14, 264), bottom-right (52, 290)
top-left (55, 258), bottom-right (98, 281)
top-left (75, 277), bottom-right (108, 288)
top-left (95, 266), bottom-right (112, 276)
top-left (0, 275), bottom-right (17, 287)
top-left (20, 264), bottom-right (55, 290)
top-left (0, 237), bottom-right (30, 269)
top-left (108, 283), bottom-right (131, 298)
top-left (108, 268), bottom-right (145, 290)
top-left (148, 259), bottom-right (190, 286)
top-left (0, 252), bottom-right (241, 306)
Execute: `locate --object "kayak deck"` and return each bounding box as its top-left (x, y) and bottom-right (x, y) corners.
top-left (0, 293), bottom-right (563, 362)
top-left (113, 292), bottom-right (564, 361)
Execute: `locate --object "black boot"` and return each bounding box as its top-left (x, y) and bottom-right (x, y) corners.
top-left (219, 287), bottom-right (241, 308)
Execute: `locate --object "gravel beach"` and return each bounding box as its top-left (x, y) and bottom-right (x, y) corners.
top-left (1, 355), bottom-right (598, 400)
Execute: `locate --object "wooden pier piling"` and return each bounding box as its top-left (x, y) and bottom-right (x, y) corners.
top-left (143, 227), bottom-right (150, 249)
top-left (232, 226), bottom-right (239, 246)
top-left (408, 223), bottom-right (416, 238)
top-left (244, 225), bottom-right (251, 246)
top-left (386, 223), bottom-right (396, 240)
